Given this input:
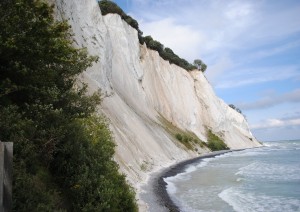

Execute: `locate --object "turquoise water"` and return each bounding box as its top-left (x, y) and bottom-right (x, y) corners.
top-left (165, 140), bottom-right (300, 212)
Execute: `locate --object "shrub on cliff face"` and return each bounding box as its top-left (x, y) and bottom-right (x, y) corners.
top-left (143, 36), bottom-right (164, 53)
top-left (143, 36), bottom-right (197, 71)
top-left (229, 104), bottom-right (242, 114)
top-left (98, 0), bottom-right (124, 16)
top-left (0, 0), bottom-right (137, 210)
top-left (193, 59), bottom-right (207, 72)
top-left (99, 0), bottom-right (142, 35)
top-left (207, 130), bottom-right (229, 151)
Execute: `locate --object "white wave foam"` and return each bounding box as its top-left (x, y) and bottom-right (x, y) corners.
top-left (263, 143), bottom-right (274, 147)
top-left (171, 185), bottom-right (226, 212)
top-left (236, 178), bottom-right (244, 182)
top-left (164, 163), bottom-right (202, 195)
top-left (164, 180), bottom-right (177, 195)
top-left (235, 162), bottom-right (300, 181)
top-left (165, 157), bottom-right (214, 183)
top-left (264, 141), bottom-right (300, 151)
top-left (184, 165), bottom-right (197, 173)
top-left (164, 157), bottom-right (221, 207)
top-left (196, 157), bottom-right (213, 168)
top-left (219, 187), bottom-right (300, 212)
top-left (214, 149), bottom-right (267, 160)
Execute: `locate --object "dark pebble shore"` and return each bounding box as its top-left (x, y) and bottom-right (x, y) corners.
top-left (153, 150), bottom-right (238, 212)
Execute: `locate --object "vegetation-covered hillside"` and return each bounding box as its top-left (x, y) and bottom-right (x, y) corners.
top-left (0, 0), bottom-right (137, 211)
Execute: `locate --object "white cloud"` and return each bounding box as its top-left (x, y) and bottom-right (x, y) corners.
top-left (140, 18), bottom-right (204, 62)
top-left (250, 4), bottom-right (300, 41)
top-left (128, 0), bottom-right (300, 84)
top-left (247, 108), bottom-right (300, 141)
top-left (225, 2), bottom-right (252, 19)
top-left (132, 0), bottom-right (300, 51)
top-left (215, 66), bottom-right (300, 89)
top-left (239, 89), bottom-right (300, 110)
top-left (133, 0), bottom-right (259, 59)
top-left (206, 55), bottom-right (233, 83)
top-left (245, 39), bottom-right (300, 62)
top-left (251, 118), bottom-right (300, 130)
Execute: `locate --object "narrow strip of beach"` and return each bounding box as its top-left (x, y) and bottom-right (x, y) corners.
top-left (139, 150), bottom-right (237, 212)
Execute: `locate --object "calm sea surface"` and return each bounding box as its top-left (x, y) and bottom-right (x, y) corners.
top-left (165, 140), bottom-right (300, 212)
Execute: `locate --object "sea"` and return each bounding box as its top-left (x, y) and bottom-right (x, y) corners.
top-left (164, 140), bottom-right (300, 212)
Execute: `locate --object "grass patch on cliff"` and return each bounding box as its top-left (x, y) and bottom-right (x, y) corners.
top-left (206, 129), bottom-right (229, 151)
top-left (158, 115), bottom-right (228, 152)
top-left (158, 115), bottom-right (206, 151)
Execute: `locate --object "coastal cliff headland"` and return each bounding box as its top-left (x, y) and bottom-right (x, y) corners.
top-left (50, 0), bottom-right (261, 210)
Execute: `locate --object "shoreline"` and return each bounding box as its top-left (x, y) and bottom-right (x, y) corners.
top-left (143, 149), bottom-right (246, 212)
top-left (139, 142), bottom-right (298, 212)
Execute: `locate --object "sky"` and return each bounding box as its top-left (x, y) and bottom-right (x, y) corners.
top-left (111, 0), bottom-right (300, 141)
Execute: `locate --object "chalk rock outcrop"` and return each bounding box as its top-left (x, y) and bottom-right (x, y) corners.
top-left (51, 0), bottom-right (261, 197)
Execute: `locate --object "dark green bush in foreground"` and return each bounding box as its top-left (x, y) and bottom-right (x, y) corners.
top-left (52, 117), bottom-right (137, 211)
top-left (0, 0), bottom-right (137, 210)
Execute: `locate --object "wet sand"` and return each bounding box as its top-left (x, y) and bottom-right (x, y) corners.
top-left (140, 150), bottom-right (235, 212)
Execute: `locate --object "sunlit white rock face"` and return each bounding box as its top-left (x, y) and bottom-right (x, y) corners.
top-left (51, 0), bottom-right (261, 198)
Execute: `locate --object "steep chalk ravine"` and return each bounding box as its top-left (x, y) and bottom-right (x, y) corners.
top-left (51, 0), bottom-right (261, 209)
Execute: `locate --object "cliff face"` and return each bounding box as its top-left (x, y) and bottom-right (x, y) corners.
top-left (51, 0), bottom-right (261, 189)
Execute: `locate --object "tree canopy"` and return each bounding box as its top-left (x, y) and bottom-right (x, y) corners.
top-left (193, 59), bottom-right (207, 72)
top-left (0, 0), bottom-right (137, 210)
top-left (99, 0), bottom-right (142, 35)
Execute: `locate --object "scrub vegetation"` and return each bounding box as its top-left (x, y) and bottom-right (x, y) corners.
top-left (229, 104), bottom-right (242, 114)
top-left (0, 0), bottom-right (137, 211)
top-left (99, 0), bottom-right (207, 72)
top-left (158, 115), bottom-right (207, 151)
top-left (206, 129), bottom-right (229, 151)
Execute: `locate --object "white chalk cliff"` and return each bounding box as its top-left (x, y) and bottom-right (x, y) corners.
top-left (50, 0), bottom-right (261, 209)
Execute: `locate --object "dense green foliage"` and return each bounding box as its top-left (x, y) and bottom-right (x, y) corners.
top-left (206, 130), bottom-right (229, 151)
top-left (52, 117), bottom-right (137, 211)
top-left (98, 0), bottom-right (202, 72)
top-left (175, 133), bottom-right (207, 150)
top-left (99, 0), bottom-right (143, 37)
top-left (193, 59), bottom-right (207, 72)
top-left (143, 36), bottom-right (197, 71)
top-left (0, 0), bottom-right (137, 211)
